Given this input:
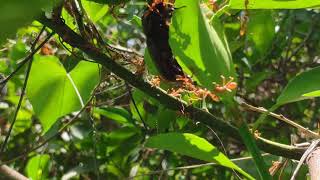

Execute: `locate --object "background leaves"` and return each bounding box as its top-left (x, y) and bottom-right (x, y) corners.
top-left (0, 0), bottom-right (60, 44)
top-left (0, 0), bottom-right (320, 179)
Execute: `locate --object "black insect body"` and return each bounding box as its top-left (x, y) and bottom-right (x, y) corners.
top-left (142, 1), bottom-right (185, 81)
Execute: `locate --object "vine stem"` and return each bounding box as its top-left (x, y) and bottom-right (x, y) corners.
top-left (0, 27), bottom-right (47, 86)
top-left (0, 31), bottom-right (55, 154)
top-left (0, 84), bottom-right (98, 165)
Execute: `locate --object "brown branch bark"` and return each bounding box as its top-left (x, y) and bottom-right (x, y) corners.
top-left (0, 165), bottom-right (28, 180)
top-left (37, 14), bottom-right (306, 160)
top-left (306, 147), bottom-right (320, 180)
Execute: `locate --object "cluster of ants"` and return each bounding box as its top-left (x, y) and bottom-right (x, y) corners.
top-left (150, 75), bottom-right (237, 103)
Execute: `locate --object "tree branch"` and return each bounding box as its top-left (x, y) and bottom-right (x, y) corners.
top-left (0, 165), bottom-right (28, 180)
top-left (306, 147), bottom-right (320, 180)
top-left (241, 102), bottom-right (320, 139)
top-left (37, 15), bottom-right (306, 160)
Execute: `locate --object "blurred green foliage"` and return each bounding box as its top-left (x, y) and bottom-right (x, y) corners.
top-left (0, 0), bottom-right (320, 179)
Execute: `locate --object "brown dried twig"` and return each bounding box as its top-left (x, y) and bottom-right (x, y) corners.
top-left (241, 102), bottom-right (320, 139)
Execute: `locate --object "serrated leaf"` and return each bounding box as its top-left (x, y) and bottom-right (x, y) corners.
top-left (276, 67), bottom-right (320, 106)
top-left (229, 0), bottom-right (320, 9)
top-left (146, 133), bottom-right (254, 179)
top-left (27, 55), bottom-right (99, 132)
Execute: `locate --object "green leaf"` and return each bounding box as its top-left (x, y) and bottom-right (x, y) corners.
top-left (238, 123), bottom-right (272, 180)
top-left (303, 90), bottom-right (320, 97)
top-left (9, 41), bottom-right (28, 63)
top-left (27, 55), bottom-right (99, 132)
top-left (107, 126), bottom-right (139, 145)
top-left (131, 15), bottom-right (142, 29)
top-left (13, 109), bottom-right (32, 134)
top-left (247, 10), bottom-right (275, 59)
top-left (25, 154), bottom-right (50, 180)
top-left (246, 71), bottom-right (273, 92)
top-left (170, 0), bottom-right (236, 89)
top-left (146, 133), bottom-right (254, 179)
top-left (82, 0), bottom-right (109, 22)
top-left (94, 107), bottom-right (134, 125)
top-left (229, 0), bottom-right (320, 9)
top-left (276, 67), bottom-right (320, 106)
top-left (0, 0), bottom-right (60, 45)
top-left (61, 8), bottom-right (77, 30)
top-left (156, 107), bottom-right (176, 132)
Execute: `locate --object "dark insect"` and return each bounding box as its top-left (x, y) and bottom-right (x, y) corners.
top-left (142, 0), bottom-right (186, 81)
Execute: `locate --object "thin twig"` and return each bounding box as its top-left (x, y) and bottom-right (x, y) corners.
top-left (278, 159), bottom-right (289, 180)
top-left (283, 11), bottom-right (295, 63)
top-left (0, 87), bottom-right (97, 165)
top-left (89, 108), bottom-right (100, 180)
top-left (286, 16), bottom-right (316, 62)
top-left (290, 139), bottom-right (320, 180)
top-left (241, 102), bottom-right (320, 139)
top-left (0, 27), bottom-right (50, 86)
top-left (94, 92), bottom-right (129, 107)
top-left (0, 31), bottom-right (55, 154)
top-left (125, 82), bottom-right (148, 131)
top-left (0, 56), bottom-right (33, 154)
top-left (196, 121), bottom-right (242, 180)
top-left (31, 26), bottom-right (47, 51)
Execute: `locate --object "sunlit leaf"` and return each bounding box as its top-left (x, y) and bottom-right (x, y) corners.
top-left (25, 154), bottom-right (50, 180)
top-left (229, 0), bottom-right (320, 9)
top-left (82, 0), bottom-right (109, 22)
top-left (146, 133), bottom-right (254, 179)
top-left (170, 0), bottom-right (236, 89)
top-left (13, 109), bottom-right (32, 134)
top-left (303, 90), bottom-right (320, 97)
top-left (27, 55), bottom-right (99, 132)
top-left (132, 15), bottom-right (142, 28)
top-left (276, 67), bottom-right (320, 106)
